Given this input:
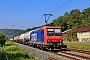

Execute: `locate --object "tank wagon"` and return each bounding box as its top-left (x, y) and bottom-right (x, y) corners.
top-left (23, 31), bottom-right (33, 44)
top-left (15, 30), bottom-right (34, 44)
top-left (12, 36), bottom-right (18, 42)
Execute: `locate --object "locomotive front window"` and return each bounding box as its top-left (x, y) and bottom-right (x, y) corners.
top-left (47, 28), bottom-right (61, 36)
top-left (54, 29), bottom-right (61, 36)
top-left (47, 29), bottom-right (54, 36)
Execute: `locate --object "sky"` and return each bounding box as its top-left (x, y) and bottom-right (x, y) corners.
top-left (0, 0), bottom-right (90, 30)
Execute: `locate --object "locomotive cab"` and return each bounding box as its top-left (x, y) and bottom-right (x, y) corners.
top-left (42, 25), bottom-right (66, 49)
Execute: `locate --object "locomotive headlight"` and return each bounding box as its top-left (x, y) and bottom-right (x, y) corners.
top-left (59, 40), bottom-right (62, 42)
top-left (48, 40), bottom-right (50, 42)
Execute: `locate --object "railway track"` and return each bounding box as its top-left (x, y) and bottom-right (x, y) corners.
top-left (70, 49), bottom-right (90, 55)
top-left (47, 49), bottom-right (90, 60)
top-left (13, 42), bottom-right (90, 60)
top-left (28, 44), bottom-right (90, 60)
top-left (48, 57), bottom-right (57, 60)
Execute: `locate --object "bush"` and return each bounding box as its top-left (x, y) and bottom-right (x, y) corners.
top-left (4, 41), bottom-right (37, 60)
top-left (0, 32), bottom-right (8, 47)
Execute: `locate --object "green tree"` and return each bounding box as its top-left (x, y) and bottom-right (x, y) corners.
top-left (0, 32), bottom-right (8, 47)
top-left (52, 7), bottom-right (90, 31)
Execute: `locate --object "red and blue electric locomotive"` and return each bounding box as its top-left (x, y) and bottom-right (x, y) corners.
top-left (30, 24), bottom-right (67, 50)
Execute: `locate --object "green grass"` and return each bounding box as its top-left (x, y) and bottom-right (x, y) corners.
top-left (66, 43), bottom-right (90, 51)
top-left (0, 49), bottom-right (6, 60)
top-left (0, 50), bottom-right (3, 60)
top-left (0, 41), bottom-right (38, 60)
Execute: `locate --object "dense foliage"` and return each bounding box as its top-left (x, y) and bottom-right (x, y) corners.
top-left (0, 41), bottom-right (37, 60)
top-left (52, 7), bottom-right (90, 31)
top-left (63, 32), bottom-right (78, 42)
top-left (0, 29), bottom-right (24, 38)
top-left (0, 32), bottom-right (8, 47)
top-left (0, 49), bottom-right (6, 60)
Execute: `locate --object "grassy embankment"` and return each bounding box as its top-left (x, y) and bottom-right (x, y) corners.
top-left (65, 43), bottom-right (90, 51)
top-left (0, 49), bottom-right (6, 60)
top-left (0, 41), bottom-right (38, 60)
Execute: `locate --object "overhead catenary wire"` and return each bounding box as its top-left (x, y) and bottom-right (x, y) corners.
top-left (30, 17), bottom-right (44, 26)
top-left (35, 0), bottom-right (73, 24)
top-left (78, 1), bottom-right (90, 9)
top-left (51, 0), bottom-right (73, 13)
top-left (29, 0), bottom-right (62, 27)
top-left (30, 0), bottom-right (73, 27)
top-left (28, 0), bottom-right (90, 28)
top-left (45, 0), bottom-right (62, 13)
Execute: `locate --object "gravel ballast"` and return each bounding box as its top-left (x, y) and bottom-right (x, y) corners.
top-left (14, 43), bottom-right (70, 60)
